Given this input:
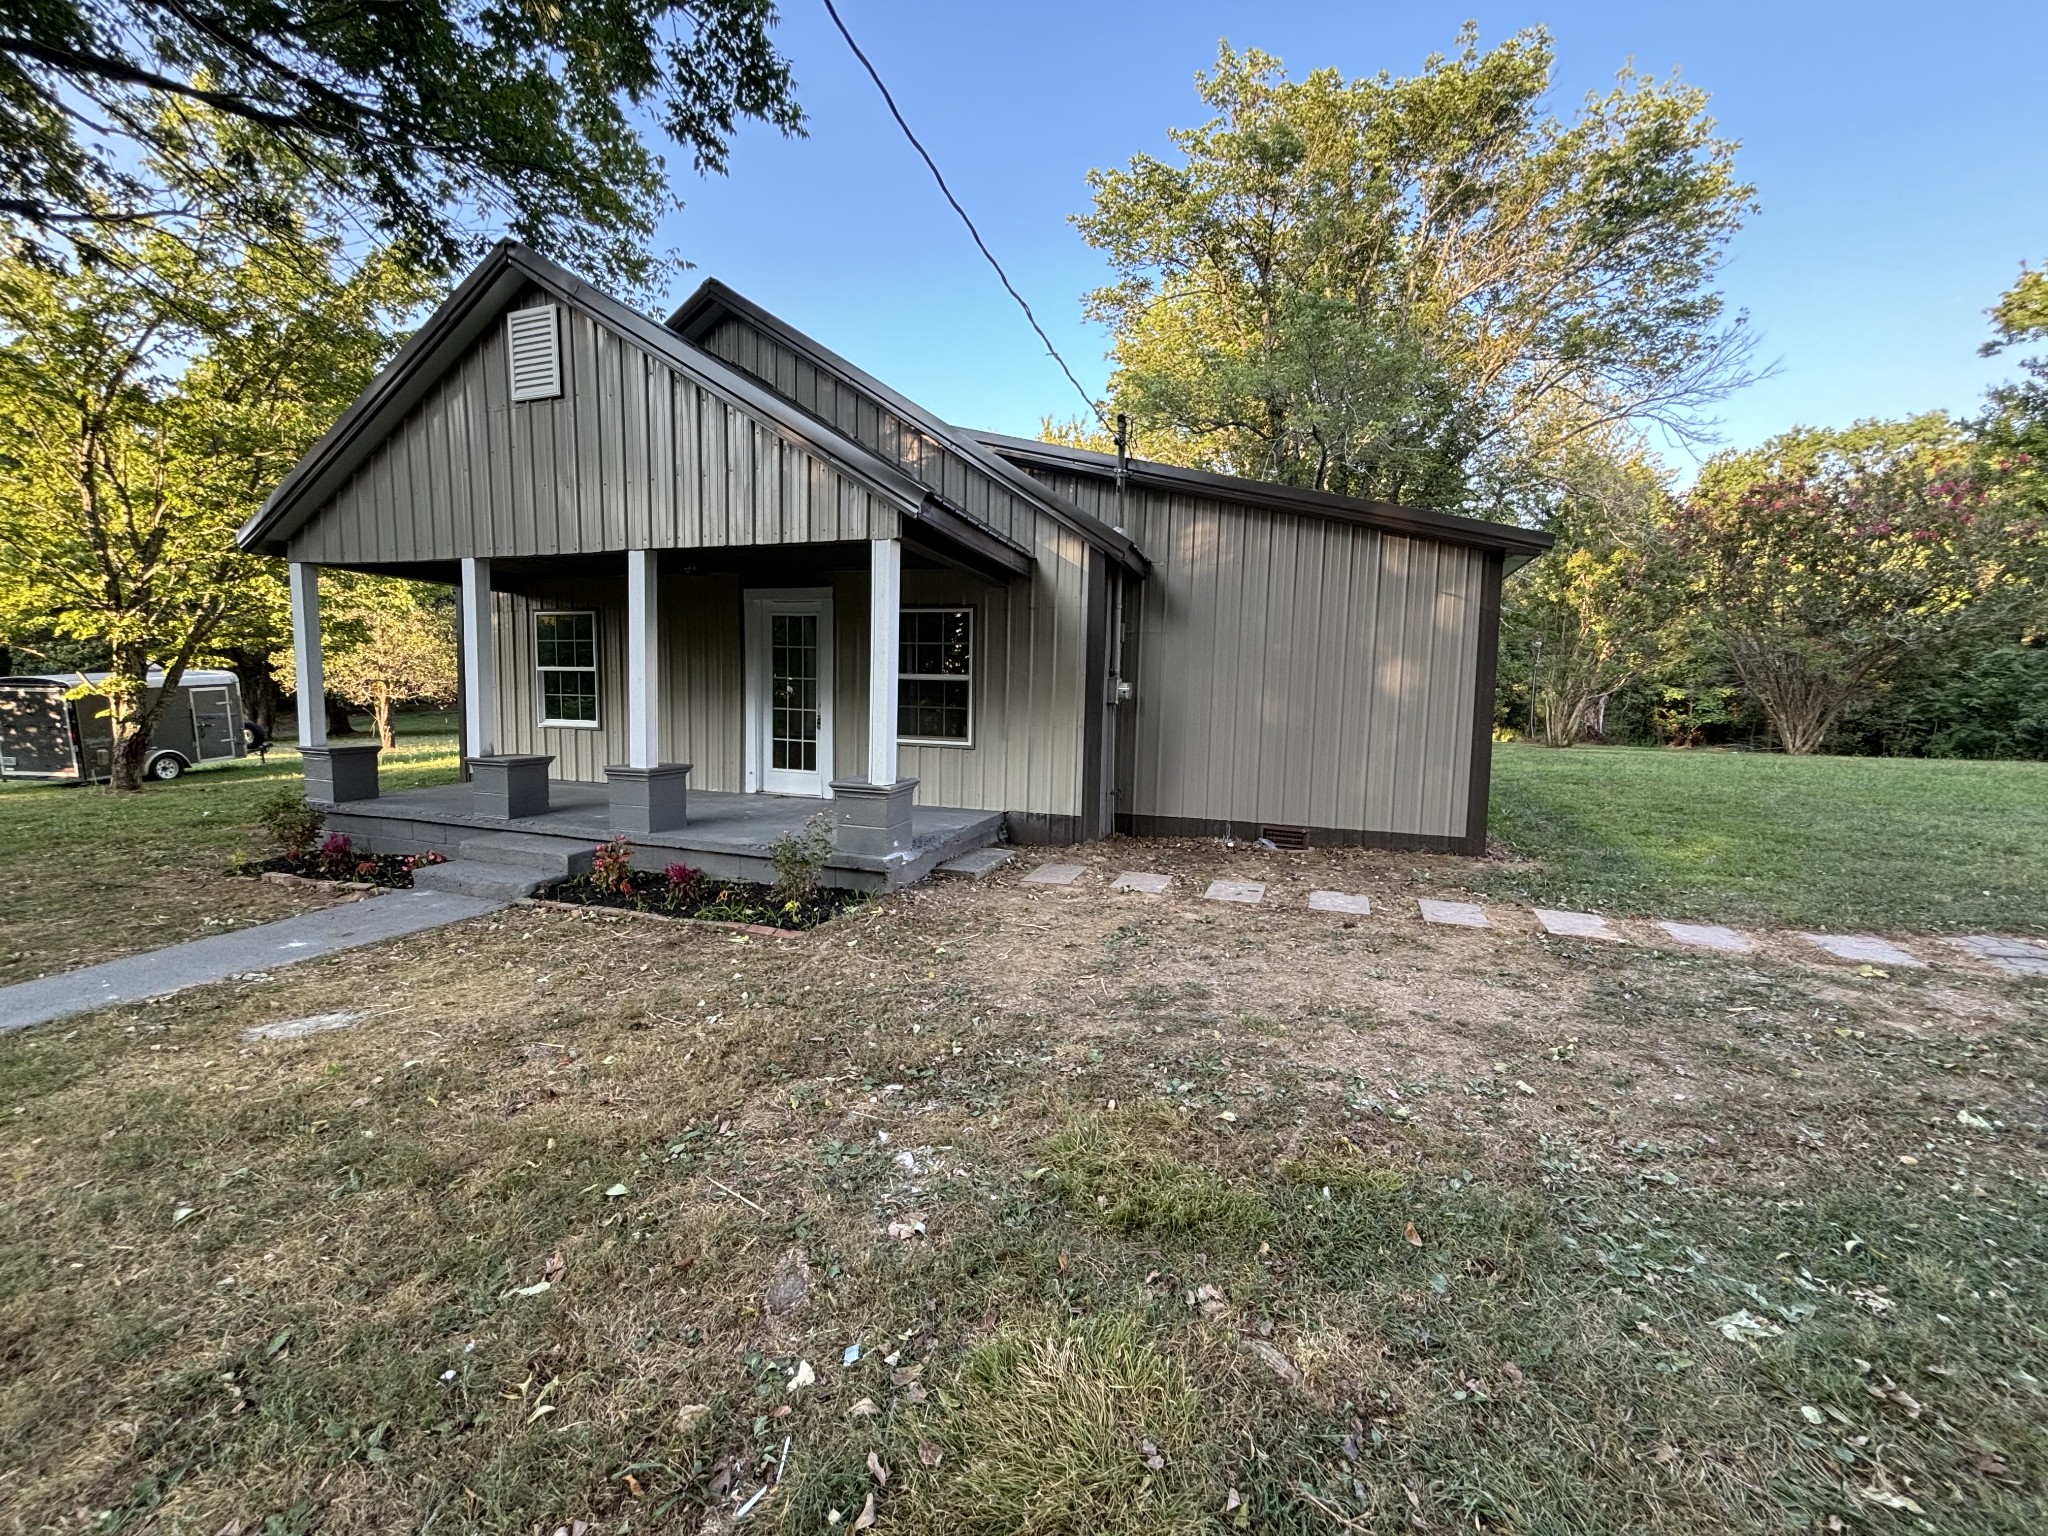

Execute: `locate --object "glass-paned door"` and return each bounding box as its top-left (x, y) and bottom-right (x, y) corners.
top-left (770, 613), bottom-right (820, 775)
top-left (747, 592), bottom-right (834, 796)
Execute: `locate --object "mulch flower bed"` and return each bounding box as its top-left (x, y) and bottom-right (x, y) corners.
top-left (533, 839), bottom-right (861, 930)
top-left (236, 832), bottom-right (446, 890)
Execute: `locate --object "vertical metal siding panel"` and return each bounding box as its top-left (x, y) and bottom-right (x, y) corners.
top-left (1281, 519), bottom-right (1322, 823)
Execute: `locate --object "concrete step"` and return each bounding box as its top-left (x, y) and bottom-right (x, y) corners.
top-left (456, 832), bottom-right (591, 878)
top-left (937, 847), bottom-right (1014, 878)
top-left (412, 859), bottom-right (549, 901)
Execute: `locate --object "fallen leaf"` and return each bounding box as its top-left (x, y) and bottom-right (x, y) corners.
top-left (542, 1249), bottom-right (566, 1282)
top-left (867, 1451), bottom-right (889, 1486)
top-left (1141, 1438), bottom-right (1165, 1471)
top-left (677, 1403), bottom-right (710, 1431)
top-left (1404, 1221), bottom-right (1423, 1247)
top-left (1651, 1445), bottom-right (1680, 1466)
top-left (851, 1492), bottom-right (877, 1531)
top-left (622, 1473), bottom-right (643, 1497)
top-left (848, 1397), bottom-right (881, 1417)
top-left (603, 1184), bottom-right (628, 1198)
top-left (1240, 1336), bottom-right (1303, 1386)
top-left (916, 1438), bottom-right (943, 1468)
top-left (1800, 1405), bottom-right (1825, 1425)
top-left (1502, 1361), bottom-right (1524, 1385)
top-left (1225, 1488), bottom-right (1242, 1513)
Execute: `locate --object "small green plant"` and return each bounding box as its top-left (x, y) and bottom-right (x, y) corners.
top-left (590, 836), bottom-right (635, 896)
top-left (768, 814), bottom-right (833, 906)
top-left (255, 787), bottom-right (325, 856)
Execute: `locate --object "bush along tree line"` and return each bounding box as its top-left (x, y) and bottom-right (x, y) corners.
top-left (1061, 29), bottom-right (2047, 758)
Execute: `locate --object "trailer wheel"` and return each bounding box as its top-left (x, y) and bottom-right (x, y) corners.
top-left (146, 752), bottom-right (187, 782)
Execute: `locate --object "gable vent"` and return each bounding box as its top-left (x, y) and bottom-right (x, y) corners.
top-left (506, 306), bottom-right (562, 401)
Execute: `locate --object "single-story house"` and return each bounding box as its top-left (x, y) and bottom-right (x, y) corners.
top-left (238, 242), bottom-right (1549, 894)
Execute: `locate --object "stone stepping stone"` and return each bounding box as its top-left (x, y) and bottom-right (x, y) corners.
top-left (1308, 890), bottom-right (1372, 916)
top-left (936, 848), bottom-right (1014, 878)
top-left (1533, 908), bottom-right (1625, 942)
top-left (1658, 921), bottom-right (1754, 954)
top-left (1204, 879), bottom-right (1265, 905)
top-left (1799, 933), bottom-right (1927, 969)
top-left (1112, 871), bottom-right (1171, 895)
top-left (1020, 863), bottom-right (1086, 886)
top-left (1951, 934), bottom-right (2048, 977)
top-left (1418, 898), bottom-right (1490, 928)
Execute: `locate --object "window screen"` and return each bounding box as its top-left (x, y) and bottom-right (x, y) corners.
top-left (535, 611), bottom-right (598, 725)
top-left (898, 607), bottom-right (972, 744)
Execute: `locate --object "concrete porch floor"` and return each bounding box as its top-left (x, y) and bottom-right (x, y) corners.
top-left (319, 779), bottom-right (1004, 891)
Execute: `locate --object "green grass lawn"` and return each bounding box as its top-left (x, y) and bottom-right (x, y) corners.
top-left (1484, 744), bottom-right (2048, 935)
top-left (0, 710), bottom-right (458, 980)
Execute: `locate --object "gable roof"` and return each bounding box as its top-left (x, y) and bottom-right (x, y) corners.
top-left (238, 243), bottom-right (942, 558)
top-left (667, 278), bottom-right (1149, 576)
top-left (974, 432), bottom-right (1555, 570)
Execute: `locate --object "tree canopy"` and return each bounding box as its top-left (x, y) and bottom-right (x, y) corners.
top-left (1073, 28), bottom-right (1758, 516)
top-left (0, 0), bottom-right (803, 293)
top-left (0, 112), bottom-right (432, 786)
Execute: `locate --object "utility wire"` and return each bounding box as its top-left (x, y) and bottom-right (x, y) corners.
top-left (820, 0), bottom-right (1106, 428)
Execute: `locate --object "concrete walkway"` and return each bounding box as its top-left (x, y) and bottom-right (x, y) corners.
top-left (0, 890), bottom-right (507, 1034)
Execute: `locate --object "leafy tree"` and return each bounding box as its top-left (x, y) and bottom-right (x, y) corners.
top-left (1674, 418), bottom-right (2031, 754)
top-left (0, 114), bottom-right (433, 789)
top-left (272, 576), bottom-right (456, 749)
top-left (0, 0), bottom-right (802, 294)
top-left (1500, 448), bottom-right (1682, 744)
top-left (1073, 29), bottom-right (1759, 516)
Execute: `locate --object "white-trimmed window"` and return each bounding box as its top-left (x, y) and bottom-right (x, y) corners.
top-left (898, 607), bottom-right (972, 745)
top-left (535, 611), bottom-right (599, 726)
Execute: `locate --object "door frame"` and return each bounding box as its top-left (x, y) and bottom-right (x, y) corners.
top-left (743, 588), bottom-right (836, 797)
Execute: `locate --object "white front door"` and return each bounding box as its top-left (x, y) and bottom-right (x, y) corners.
top-left (745, 590), bottom-right (835, 797)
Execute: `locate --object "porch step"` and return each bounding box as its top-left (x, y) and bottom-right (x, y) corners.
top-left (411, 860), bottom-right (549, 901)
top-left (456, 832), bottom-right (593, 879)
top-left (936, 847), bottom-right (1014, 878)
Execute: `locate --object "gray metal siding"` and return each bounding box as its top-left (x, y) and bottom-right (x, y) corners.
top-left (698, 316), bottom-right (1097, 820)
top-left (290, 293), bottom-right (898, 566)
top-left (488, 555), bottom-right (1090, 818)
top-left (1026, 470), bottom-right (1485, 841)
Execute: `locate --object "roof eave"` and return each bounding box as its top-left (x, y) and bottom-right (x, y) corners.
top-left (973, 431), bottom-right (1554, 563)
top-left (669, 278), bottom-right (1151, 577)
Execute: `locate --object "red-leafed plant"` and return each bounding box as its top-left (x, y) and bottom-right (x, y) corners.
top-left (590, 837), bottom-right (636, 896)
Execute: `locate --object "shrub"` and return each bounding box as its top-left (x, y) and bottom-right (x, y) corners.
top-left (590, 836), bottom-right (636, 896)
top-left (255, 786), bottom-right (325, 855)
top-left (769, 814), bottom-right (834, 905)
top-left (663, 861), bottom-right (702, 902)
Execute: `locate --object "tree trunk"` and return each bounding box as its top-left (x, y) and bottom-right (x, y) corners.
top-left (374, 685), bottom-right (395, 750)
top-left (325, 694), bottom-right (359, 737)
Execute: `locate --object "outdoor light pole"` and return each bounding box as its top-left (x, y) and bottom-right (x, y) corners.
top-left (1527, 635), bottom-right (1544, 742)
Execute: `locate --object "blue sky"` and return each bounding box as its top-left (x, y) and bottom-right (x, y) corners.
top-left (661, 1), bottom-right (2045, 473)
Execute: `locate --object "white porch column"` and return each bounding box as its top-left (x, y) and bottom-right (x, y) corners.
top-left (460, 556), bottom-right (497, 758)
top-left (288, 561), bottom-right (325, 749)
top-left (626, 548), bottom-right (660, 769)
top-left (867, 536), bottom-right (900, 785)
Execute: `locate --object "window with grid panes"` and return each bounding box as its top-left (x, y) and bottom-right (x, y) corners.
top-left (535, 611), bottom-right (599, 725)
top-left (898, 607), bottom-right (972, 744)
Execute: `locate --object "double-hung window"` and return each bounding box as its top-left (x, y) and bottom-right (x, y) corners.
top-left (898, 607), bottom-right (972, 745)
top-left (535, 611), bottom-right (599, 726)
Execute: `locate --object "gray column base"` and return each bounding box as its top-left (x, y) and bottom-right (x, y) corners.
top-left (605, 763), bottom-right (692, 834)
top-left (300, 744), bottom-right (381, 804)
top-left (469, 755), bottom-right (553, 820)
top-left (829, 777), bottom-right (919, 859)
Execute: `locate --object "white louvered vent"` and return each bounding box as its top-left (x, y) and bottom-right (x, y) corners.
top-left (506, 306), bottom-right (562, 401)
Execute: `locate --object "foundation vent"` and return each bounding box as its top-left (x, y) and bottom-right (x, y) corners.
top-left (1259, 824), bottom-right (1311, 850)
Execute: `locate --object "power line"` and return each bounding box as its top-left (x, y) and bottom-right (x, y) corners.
top-left (819, 0), bottom-right (1105, 428)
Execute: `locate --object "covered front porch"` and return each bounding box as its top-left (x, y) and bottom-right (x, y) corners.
top-left (319, 778), bottom-right (1004, 893)
top-left (285, 531), bottom-right (1017, 890)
